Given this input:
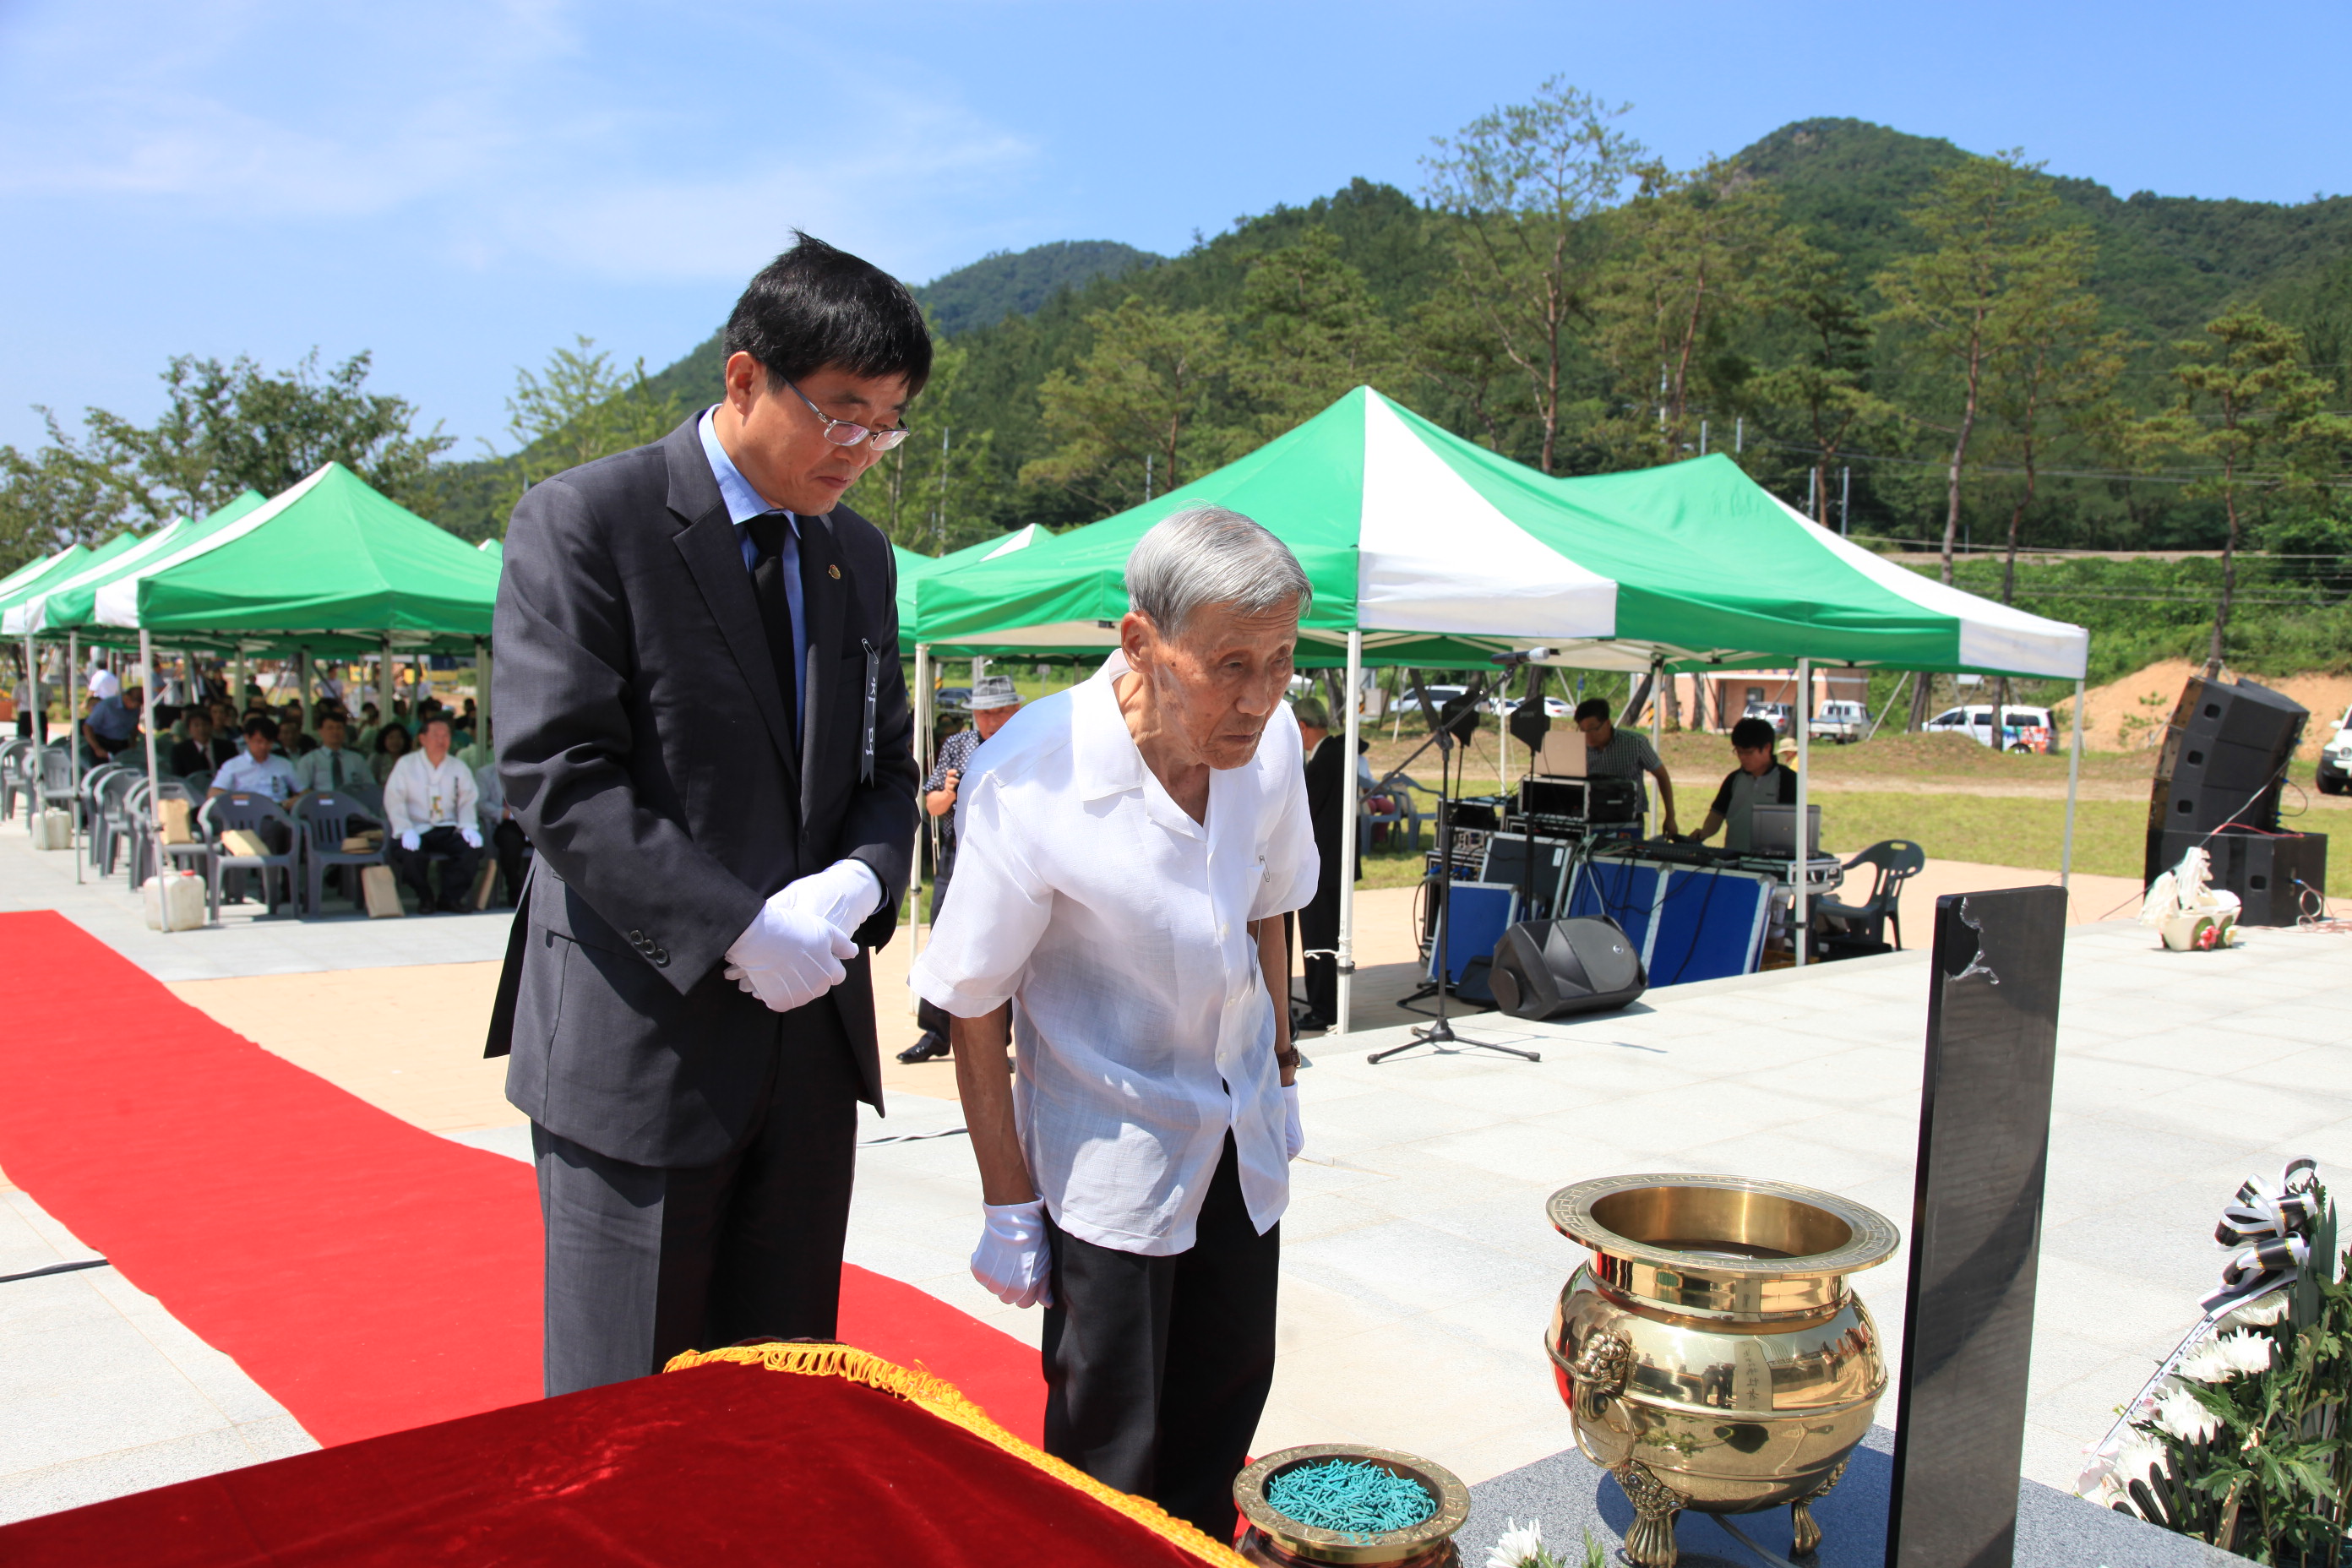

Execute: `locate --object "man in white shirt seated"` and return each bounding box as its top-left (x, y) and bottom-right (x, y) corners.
top-left (209, 717), bottom-right (300, 803)
top-left (912, 506), bottom-right (1317, 1538)
top-left (383, 714), bottom-right (483, 913)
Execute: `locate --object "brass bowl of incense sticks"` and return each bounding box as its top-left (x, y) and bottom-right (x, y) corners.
top-left (1233, 1444), bottom-right (1469, 1566)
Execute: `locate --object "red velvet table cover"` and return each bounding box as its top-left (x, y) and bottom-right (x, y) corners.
top-left (0, 1351), bottom-right (1243, 1566)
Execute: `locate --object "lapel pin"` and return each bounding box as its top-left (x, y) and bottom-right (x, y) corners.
top-left (827, 564), bottom-right (841, 579)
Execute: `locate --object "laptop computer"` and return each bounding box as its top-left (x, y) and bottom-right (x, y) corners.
top-left (1748, 803), bottom-right (1822, 858)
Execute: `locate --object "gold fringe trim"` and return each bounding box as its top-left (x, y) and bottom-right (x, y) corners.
top-left (664, 1342), bottom-right (1253, 1568)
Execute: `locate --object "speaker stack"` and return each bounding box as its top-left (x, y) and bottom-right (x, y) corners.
top-left (2145, 673), bottom-right (2327, 925)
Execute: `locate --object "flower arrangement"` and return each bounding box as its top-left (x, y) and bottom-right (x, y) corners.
top-left (2082, 1164), bottom-right (2348, 1565)
top-left (1484, 1517), bottom-right (1603, 1568)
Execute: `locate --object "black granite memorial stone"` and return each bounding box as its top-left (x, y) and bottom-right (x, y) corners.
top-left (1886, 887), bottom-right (2067, 1568)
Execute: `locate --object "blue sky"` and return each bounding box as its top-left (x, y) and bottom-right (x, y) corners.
top-left (3, 0), bottom-right (2345, 457)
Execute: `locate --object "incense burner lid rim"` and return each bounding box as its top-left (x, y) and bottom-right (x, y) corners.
top-left (1546, 1173), bottom-right (1899, 1278)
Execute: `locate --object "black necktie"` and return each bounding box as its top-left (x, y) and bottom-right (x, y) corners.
top-left (746, 512), bottom-right (798, 734)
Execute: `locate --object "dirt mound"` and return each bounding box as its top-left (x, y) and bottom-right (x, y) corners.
top-left (2058, 661), bottom-right (2352, 756)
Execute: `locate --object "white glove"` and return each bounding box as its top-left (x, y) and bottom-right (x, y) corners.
top-left (399, 829), bottom-right (422, 852)
top-left (1283, 1083), bottom-right (1304, 1161)
top-left (459, 827), bottom-right (482, 850)
top-left (971, 1200), bottom-right (1054, 1308)
top-left (775, 858), bottom-right (884, 939)
top-left (723, 893), bottom-right (858, 1014)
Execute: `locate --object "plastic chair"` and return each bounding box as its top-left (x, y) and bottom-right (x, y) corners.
top-left (296, 792), bottom-right (386, 917)
top-left (1359, 770), bottom-right (1429, 858)
top-left (199, 792), bottom-right (302, 918)
top-left (182, 767), bottom-right (214, 796)
top-left (146, 778), bottom-right (210, 890)
top-left (0, 737), bottom-right (31, 820)
top-left (338, 776), bottom-right (384, 817)
top-left (92, 768), bottom-right (141, 877)
top-left (1813, 839), bottom-right (1926, 951)
top-left (37, 745), bottom-right (78, 819)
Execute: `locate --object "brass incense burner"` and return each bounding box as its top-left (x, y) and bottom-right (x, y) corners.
top-left (1233, 1445), bottom-right (1471, 1566)
top-left (1544, 1175), bottom-right (1898, 1568)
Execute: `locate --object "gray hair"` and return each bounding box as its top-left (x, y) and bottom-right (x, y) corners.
top-left (1124, 504), bottom-right (1312, 641)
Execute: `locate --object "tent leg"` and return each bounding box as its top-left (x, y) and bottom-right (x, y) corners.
top-left (378, 635), bottom-right (394, 727)
top-left (24, 634), bottom-right (38, 825)
top-left (1335, 630), bottom-right (1363, 1037)
top-left (298, 645), bottom-right (313, 716)
top-left (140, 630), bottom-right (167, 932)
top-left (475, 637), bottom-right (493, 754)
top-left (68, 632), bottom-right (80, 881)
top-left (912, 644), bottom-right (933, 990)
top-left (1794, 658), bottom-right (1810, 969)
top-left (2061, 676), bottom-right (2084, 893)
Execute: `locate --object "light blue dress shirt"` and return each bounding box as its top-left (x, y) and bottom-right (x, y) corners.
top-left (697, 407), bottom-right (808, 721)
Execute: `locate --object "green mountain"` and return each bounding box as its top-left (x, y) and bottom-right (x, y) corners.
top-left (428, 121), bottom-right (2352, 551)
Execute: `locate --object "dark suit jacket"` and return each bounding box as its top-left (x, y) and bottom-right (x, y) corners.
top-left (488, 416), bottom-right (918, 1168)
top-left (1298, 734), bottom-right (1359, 939)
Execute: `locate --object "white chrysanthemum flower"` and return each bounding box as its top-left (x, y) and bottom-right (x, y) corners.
top-left (2153, 1388), bottom-right (2223, 1444)
top-left (2222, 1291), bottom-right (2291, 1330)
top-left (2178, 1330), bottom-right (2274, 1383)
top-left (1487, 1517), bottom-right (1548, 1568)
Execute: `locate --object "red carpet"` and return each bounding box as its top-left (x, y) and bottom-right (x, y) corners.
top-left (0, 911), bottom-right (1042, 1448)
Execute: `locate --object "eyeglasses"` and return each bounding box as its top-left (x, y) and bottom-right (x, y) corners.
top-left (782, 378), bottom-right (912, 452)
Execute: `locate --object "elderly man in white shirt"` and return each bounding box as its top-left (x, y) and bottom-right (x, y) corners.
top-left (383, 714), bottom-right (484, 912)
top-left (912, 506), bottom-right (1317, 1537)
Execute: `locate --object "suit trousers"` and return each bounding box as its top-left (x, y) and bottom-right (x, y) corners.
top-left (1040, 1134), bottom-right (1280, 1541)
top-left (532, 994), bottom-right (860, 1397)
top-left (914, 863), bottom-right (953, 1043)
top-left (1297, 890), bottom-right (1340, 1024)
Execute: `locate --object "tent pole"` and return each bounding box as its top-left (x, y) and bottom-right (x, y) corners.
top-left (1794, 657), bottom-right (1810, 969)
top-left (297, 645), bottom-right (313, 716)
top-left (68, 632), bottom-right (81, 881)
top-left (139, 629), bottom-right (166, 931)
top-left (475, 637), bottom-right (492, 754)
top-left (1336, 629), bottom-right (1363, 1037)
top-left (24, 633), bottom-right (38, 825)
top-left (2061, 676), bottom-right (2084, 892)
top-left (378, 635), bottom-right (394, 727)
top-left (912, 644), bottom-right (933, 973)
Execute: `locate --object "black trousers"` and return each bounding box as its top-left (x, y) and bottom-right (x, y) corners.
top-left (532, 998), bottom-right (861, 1397)
top-left (1042, 1134), bottom-right (1280, 1541)
top-left (387, 824), bottom-right (482, 909)
top-left (1298, 888), bottom-right (1340, 1023)
top-left (914, 861), bottom-right (953, 1043)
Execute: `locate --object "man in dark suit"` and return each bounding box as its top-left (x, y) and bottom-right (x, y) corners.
top-left (1291, 695), bottom-right (1356, 1030)
top-left (490, 233), bottom-right (924, 1396)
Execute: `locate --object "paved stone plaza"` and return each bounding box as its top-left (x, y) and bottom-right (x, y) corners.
top-left (3, 816), bottom-right (2347, 1554)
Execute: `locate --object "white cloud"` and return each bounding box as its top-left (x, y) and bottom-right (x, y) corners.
top-left (0, 0), bottom-right (1038, 279)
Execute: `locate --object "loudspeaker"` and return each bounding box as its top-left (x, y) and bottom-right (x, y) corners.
top-left (2147, 676), bottom-right (2306, 877)
top-left (1587, 776), bottom-right (1644, 824)
top-left (1489, 917), bottom-right (1647, 1021)
top-left (2148, 828), bottom-right (2328, 927)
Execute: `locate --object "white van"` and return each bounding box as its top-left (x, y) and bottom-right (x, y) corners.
top-left (2317, 703), bottom-right (2352, 796)
top-left (1922, 704), bottom-right (2055, 753)
top-left (1808, 700), bottom-right (1869, 743)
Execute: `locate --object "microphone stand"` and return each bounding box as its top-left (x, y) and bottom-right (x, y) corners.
top-left (1371, 669), bottom-right (1541, 1066)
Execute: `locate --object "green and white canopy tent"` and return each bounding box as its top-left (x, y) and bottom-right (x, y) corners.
top-left (3, 544), bottom-right (95, 766)
top-left (912, 387), bottom-right (2091, 1030)
top-left (891, 525), bottom-right (1048, 659)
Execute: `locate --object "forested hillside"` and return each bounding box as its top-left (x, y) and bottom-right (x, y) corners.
top-left (422, 107), bottom-right (2352, 596)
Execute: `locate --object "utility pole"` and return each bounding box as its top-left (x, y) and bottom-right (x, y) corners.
top-left (1805, 468), bottom-right (1816, 520)
top-left (1839, 466), bottom-right (1851, 537)
top-left (1144, 455), bottom-right (1153, 504)
top-left (1699, 419), bottom-right (1709, 456)
top-left (1734, 416), bottom-right (1743, 455)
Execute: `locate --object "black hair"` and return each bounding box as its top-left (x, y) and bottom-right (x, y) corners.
top-left (723, 232), bottom-right (933, 398)
top-left (376, 722), bottom-right (410, 754)
top-left (420, 714), bottom-right (453, 738)
top-left (242, 716), bottom-right (275, 739)
top-left (154, 704), bottom-right (179, 727)
top-left (1730, 716), bottom-right (1778, 751)
top-left (1574, 697), bottom-right (1612, 726)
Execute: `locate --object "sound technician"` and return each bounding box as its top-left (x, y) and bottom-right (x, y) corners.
top-left (1574, 696), bottom-right (1678, 836)
top-left (1690, 716), bottom-right (1799, 852)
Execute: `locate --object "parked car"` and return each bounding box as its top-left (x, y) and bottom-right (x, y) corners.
top-left (1742, 700), bottom-right (1792, 735)
top-left (1922, 704), bottom-right (2055, 753)
top-left (1808, 700), bottom-right (1869, 744)
top-left (2317, 704), bottom-right (2352, 796)
top-left (933, 685), bottom-right (972, 712)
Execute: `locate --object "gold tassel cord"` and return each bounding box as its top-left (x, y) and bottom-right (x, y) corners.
top-left (663, 1342), bottom-right (1253, 1568)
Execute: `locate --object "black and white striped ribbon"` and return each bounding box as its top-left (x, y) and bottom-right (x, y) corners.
top-left (2200, 1157), bottom-right (2320, 1314)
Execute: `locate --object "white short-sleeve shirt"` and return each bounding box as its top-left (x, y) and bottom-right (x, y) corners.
top-left (910, 653), bottom-right (1319, 1255)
